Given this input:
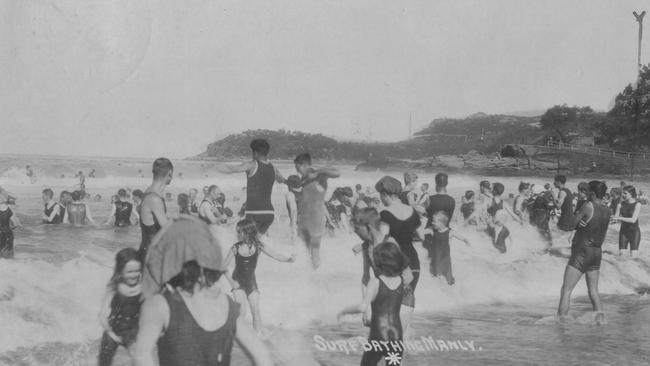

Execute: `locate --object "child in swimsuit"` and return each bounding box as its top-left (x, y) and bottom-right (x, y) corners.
top-left (338, 241), bottom-right (408, 366)
top-left (224, 219), bottom-right (295, 334)
top-left (486, 210), bottom-right (512, 253)
top-left (98, 248), bottom-right (142, 366)
top-left (423, 211), bottom-right (470, 285)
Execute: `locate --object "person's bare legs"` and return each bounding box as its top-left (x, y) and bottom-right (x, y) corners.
top-left (310, 236), bottom-right (322, 269)
top-left (248, 291), bottom-right (263, 334)
top-left (557, 265), bottom-right (583, 318)
top-left (585, 270), bottom-right (604, 325)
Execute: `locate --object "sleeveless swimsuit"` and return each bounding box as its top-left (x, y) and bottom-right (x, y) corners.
top-left (619, 201), bottom-right (641, 251)
top-left (198, 199), bottom-right (215, 224)
top-left (67, 202), bottom-right (87, 226)
top-left (0, 208), bottom-right (14, 258)
top-left (43, 202), bottom-right (62, 224)
top-left (568, 202), bottom-right (610, 273)
top-left (360, 277), bottom-right (404, 366)
top-left (297, 173), bottom-right (328, 244)
top-left (138, 192), bottom-right (167, 259)
top-left (486, 197), bottom-right (504, 218)
top-left (423, 230), bottom-right (454, 284)
top-left (231, 242), bottom-right (260, 296)
top-left (158, 290), bottom-right (239, 366)
top-left (486, 226), bottom-right (510, 253)
top-left (379, 209), bottom-right (421, 307)
top-left (245, 161), bottom-right (276, 234)
top-left (114, 201), bottom-right (133, 227)
top-left (557, 188), bottom-right (575, 231)
top-left (108, 292), bottom-right (142, 346)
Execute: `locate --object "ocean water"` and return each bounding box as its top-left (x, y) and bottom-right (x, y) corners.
top-left (1, 155), bottom-right (649, 366)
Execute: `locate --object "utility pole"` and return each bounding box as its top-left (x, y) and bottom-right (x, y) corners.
top-left (633, 11), bottom-right (646, 72)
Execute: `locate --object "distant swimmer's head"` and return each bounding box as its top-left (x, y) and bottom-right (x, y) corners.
top-left (620, 181), bottom-right (627, 188)
top-left (165, 192), bottom-right (173, 201)
top-left (108, 248), bottom-right (142, 290)
top-left (152, 157), bottom-right (174, 185)
top-left (622, 185), bottom-right (637, 200)
top-left (518, 182), bottom-right (530, 194)
top-left (355, 184), bottom-right (363, 192)
top-left (189, 188), bottom-right (198, 199)
top-left (464, 190), bottom-right (475, 200)
top-left (132, 189), bottom-right (144, 204)
top-left (588, 181), bottom-right (608, 200)
top-left (71, 190), bottom-right (83, 202)
top-left (421, 182), bottom-right (429, 193)
top-left (544, 183), bottom-right (551, 191)
top-left (203, 186), bottom-right (209, 195)
top-left (403, 172), bottom-right (418, 186)
top-left (207, 185), bottom-right (221, 200)
top-left (373, 241), bottom-right (408, 277)
top-left (216, 193), bottom-right (226, 206)
top-left (42, 188), bottom-right (54, 203)
top-left (177, 193), bottom-right (190, 209)
top-left (352, 207), bottom-right (381, 241)
top-left (431, 211), bottom-right (450, 231)
top-left (375, 176), bottom-right (402, 205)
top-left (294, 153), bottom-right (312, 176)
top-left (94, 194), bottom-right (102, 202)
top-left (479, 180), bottom-right (491, 194)
top-left (435, 173), bottom-right (448, 189)
top-left (286, 175), bottom-right (303, 192)
top-left (250, 139), bottom-right (271, 159)
top-left (553, 174), bottom-right (567, 188)
top-left (492, 182), bottom-right (505, 197)
top-left (118, 188), bottom-right (128, 199)
top-left (236, 219), bottom-right (260, 245)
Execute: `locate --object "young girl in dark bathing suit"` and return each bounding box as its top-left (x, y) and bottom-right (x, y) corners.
top-left (98, 248), bottom-right (142, 366)
top-left (223, 219), bottom-right (295, 334)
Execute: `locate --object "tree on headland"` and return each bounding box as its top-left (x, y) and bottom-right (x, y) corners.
top-left (539, 104), bottom-right (595, 143)
top-left (601, 64), bottom-right (650, 150)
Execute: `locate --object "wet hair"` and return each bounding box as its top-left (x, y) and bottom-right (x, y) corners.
top-left (152, 158), bottom-right (174, 179)
top-left (492, 182), bottom-right (505, 196)
top-left (352, 207), bottom-right (381, 230)
top-left (177, 193), bottom-right (189, 208)
top-left (42, 188), bottom-right (54, 199)
top-left (480, 180), bottom-right (491, 190)
top-left (544, 183), bottom-right (551, 190)
top-left (294, 153), bottom-right (312, 166)
top-left (403, 172), bottom-right (418, 185)
top-left (609, 187), bottom-right (622, 198)
top-left (132, 189), bottom-right (144, 200)
top-left (554, 175), bottom-right (566, 185)
top-left (208, 185), bottom-right (220, 195)
top-left (355, 184), bottom-right (363, 191)
top-left (518, 182), bottom-right (530, 193)
top-left (216, 193), bottom-right (226, 205)
top-left (372, 241), bottom-right (407, 277)
top-left (334, 187), bottom-right (354, 198)
top-left (117, 189), bottom-right (127, 198)
top-left (435, 173), bottom-right (448, 188)
top-left (620, 181), bottom-right (626, 187)
top-left (421, 183), bottom-right (429, 190)
top-left (588, 180), bottom-right (608, 199)
top-left (432, 211), bottom-right (449, 226)
top-left (464, 190), bottom-right (475, 200)
top-left (375, 176), bottom-right (402, 196)
top-left (107, 248), bottom-right (141, 292)
top-left (622, 185), bottom-right (637, 198)
top-left (286, 175), bottom-right (302, 189)
top-left (72, 190), bottom-right (83, 201)
top-left (578, 182), bottom-right (589, 194)
top-left (250, 139), bottom-right (270, 156)
top-left (59, 191), bottom-right (70, 201)
top-left (168, 260), bottom-right (223, 294)
top-left (236, 219), bottom-right (260, 245)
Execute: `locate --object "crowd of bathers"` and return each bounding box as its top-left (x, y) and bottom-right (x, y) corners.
top-left (1, 138), bottom-right (647, 366)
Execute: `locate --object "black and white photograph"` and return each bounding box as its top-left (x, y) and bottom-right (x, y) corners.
top-left (2, 1), bottom-right (650, 365)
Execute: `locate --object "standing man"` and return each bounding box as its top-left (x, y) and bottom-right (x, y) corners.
top-left (294, 153), bottom-right (340, 269)
top-left (138, 158), bottom-right (173, 259)
top-left (426, 173), bottom-right (456, 228)
top-left (217, 139), bottom-right (286, 235)
top-left (552, 174), bottom-right (575, 233)
top-left (198, 185), bottom-right (225, 225)
top-left (42, 189), bottom-right (62, 224)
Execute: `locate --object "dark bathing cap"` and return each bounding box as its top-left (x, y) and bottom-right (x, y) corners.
top-left (375, 176), bottom-right (402, 195)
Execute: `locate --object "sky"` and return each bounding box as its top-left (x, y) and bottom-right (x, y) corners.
top-left (1, 0), bottom-right (649, 158)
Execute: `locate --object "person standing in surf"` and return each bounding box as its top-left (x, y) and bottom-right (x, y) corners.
top-left (106, 189), bottom-right (137, 227)
top-left (138, 158), bottom-right (172, 260)
top-left (0, 193), bottom-right (21, 259)
top-left (67, 190), bottom-right (96, 227)
top-left (613, 185), bottom-right (642, 258)
top-left (399, 172), bottom-right (419, 207)
top-left (42, 188), bottom-right (63, 224)
top-left (426, 173), bottom-right (455, 228)
top-left (294, 153), bottom-right (340, 269)
top-left (552, 174), bottom-right (575, 233)
top-left (217, 139), bottom-right (286, 235)
top-left (557, 180), bottom-right (610, 325)
top-left (198, 185), bottom-right (225, 225)
top-left (375, 176), bottom-right (420, 333)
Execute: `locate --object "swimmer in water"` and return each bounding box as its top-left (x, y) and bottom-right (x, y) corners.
top-left (612, 185), bottom-right (642, 258)
top-left (198, 185), bottom-right (226, 225)
top-left (107, 189), bottom-right (137, 227)
top-left (486, 183), bottom-right (521, 223)
top-left (132, 190), bottom-right (144, 215)
top-left (423, 211), bottom-right (470, 285)
top-left (293, 152), bottom-right (340, 269)
top-left (399, 172), bottom-right (419, 208)
top-left (513, 182), bottom-right (531, 223)
top-left (188, 188), bottom-right (199, 214)
top-left (339, 241), bottom-right (408, 366)
top-left (460, 190), bottom-right (475, 223)
top-left (138, 158), bottom-right (172, 259)
top-left (67, 190), bottom-right (96, 226)
top-left (0, 193), bottom-right (21, 259)
top-left (486, 210), bottom-right (512, 253)
top-left (177, 193), bottom-right (191, 215)
top-left (557, 180), bottom-right (610, 325)
top-left (217, 139), bottom-right (287, 235)
top-left (98, 248), bottom-right (142, 366)
top-left (42, 188), bottom-right (63, 224)
top-left (223, 219), bottom-right (295, 334)
top-left (552, 174), bottom-right (575, 233)
top-left (285, 174), bottom-right (303, 241)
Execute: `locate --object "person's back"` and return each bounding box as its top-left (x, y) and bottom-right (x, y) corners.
top-left (369, 276), bottom-right (403, 342)
top-left (427, 193), bottom-right (455, 226)
top-left (68, 202), bottom-right (87, 227)
top-left (157, 288), bottom-right (239, 366)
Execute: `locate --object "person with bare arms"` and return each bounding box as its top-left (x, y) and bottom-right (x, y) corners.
top-left (137, 158), bottom-right (173, 260)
